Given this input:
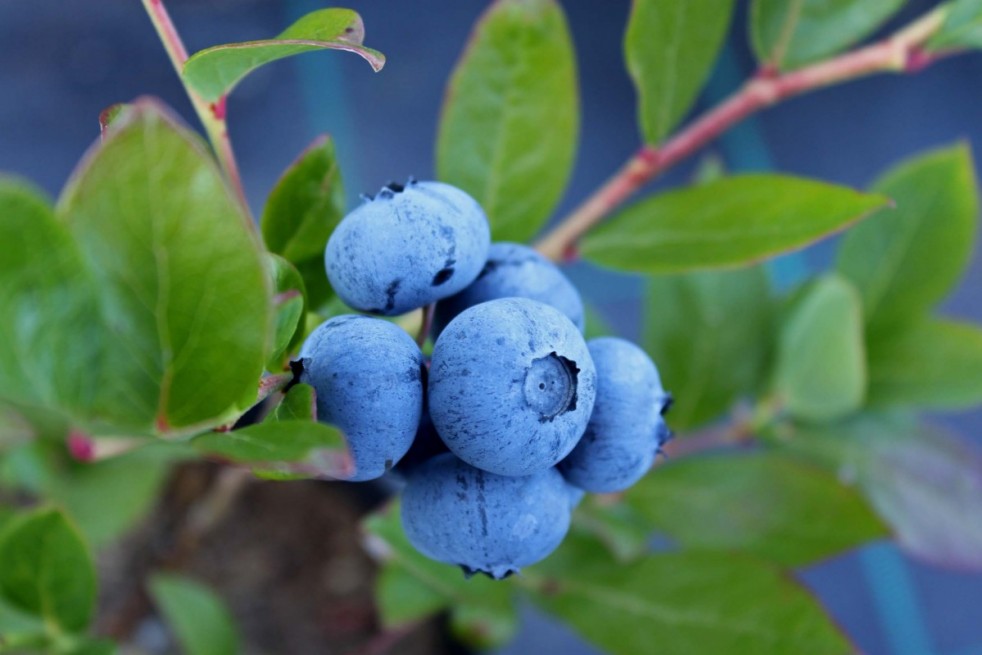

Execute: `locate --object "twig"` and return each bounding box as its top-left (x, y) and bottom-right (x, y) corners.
top-left (416, 303), bottom-right (435, 348)
top-left (535, 7), bottom-right (949, 261)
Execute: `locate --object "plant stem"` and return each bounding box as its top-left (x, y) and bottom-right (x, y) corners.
top-left (417, 303), bottom-right (435, 348)
top-left (535, 7), bottom-right (949, 261)
top-left (139, 0), bottom-right (252, 219)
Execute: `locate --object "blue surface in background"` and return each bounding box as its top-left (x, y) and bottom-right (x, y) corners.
top-left (1, 1), bottom-right (981, 653)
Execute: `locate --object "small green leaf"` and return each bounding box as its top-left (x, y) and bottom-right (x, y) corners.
top-left (0, 508), bottom-right (96, 633)
top-left (625, 0), bottom-right (735, 143)
top-left (644, 267), bottom-right (772, 429)
top-left (867, 318), bottom-right (982, 409)
top-left (436, 0), bottom-right (578, 243)
top-left (626, 452), bottom-right (887, 566)
top-left (265, 254), bottom-right (308, 371)
top-left (269, 383), bottom-right (316, 422)
top-left (928, 0), bottom-right (982, 51)
top-left (583, 175), bottom-right (887, 274)
top-left (751, 0), bottom-right (906, 70)
top-left (529, 536), bottom-right (851, 655)
top-left (837, 145), bottom-right (979, 333)
top-left (183, 9), bottom-right (385, 102)
top-left (773, 274), bottom-right (866, 422)
top-left (98, 103), bottom-right (129, 141)
top-left (785, 414), bottom-right (982, 570)
top-left (148, 574), bottom-right (239, 655)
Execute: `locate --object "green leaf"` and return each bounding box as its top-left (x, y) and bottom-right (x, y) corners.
top-left (529, 536), bottom-right (851, 655)
top-left (265, 254), bottom-right (307, 371)
top-left (572, 498), bottom-right (651, 562)
top-left (644, 267), bottom-right (772, 429)
top-left (751, 0), bottom-right (906, 70)
top-left (56, 100), bottom-right (270, 435)
top-left (0, 508), bottom-right (96, 633)
top-left (583, 175), bottom-right (888, 274)
top-left (626, 452), bottom-right (887, 566)
top-left (436, 0), bottom-right (578, 243)
top-left (148, 574), bottom-right (239, 655)
top-left (773, 274), bottom-right (866, 422)
top-left (182, 9), bottom-right (385, 102)
top-left (625, 0), bottom-right (735, 143)
top-left (364, 504), bottom-right (518, 650)
top-left (837, 145), bottom-right (979, 332)
top-left (784, 415), bottom-right (982, 569)
top-left (867, 318), bottom-right (982, 409)
top-left (269, 383), bottom-right (316, 422)
top-left (928, 0), bottom-right (982, 51)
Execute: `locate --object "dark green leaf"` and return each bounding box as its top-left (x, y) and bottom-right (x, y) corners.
top-left (436, 0), bottom-right (578, 243)
top-left (148, 574), bottom-right (239, 655)
top-left (751, 0), bottom-right (906, 70)
top-left (573, 498), bottom-right (651, 562)
top-left (773, 274), bottom-right (866, 422)
top-left (265, 254), bottom-right (307, 371)
top-left (644, 267), bottom-right (772, 429)
top-left (56, 100), bottom-right (270, 435)
top-left (0, 508), bottom-right (96, 633)
top-left (183, 9), bottom-right (385, 102)
top-left (625, 0), bottom-right (735, 143)
top-left (364, 504), bottom-right (518, 650)
top-left (529, 536), bottom-right (851, 655)
top-left (837, 145), bottom-right (979, 332)
top-left (784, 415), bottom-right (982, 569)
top-left (867, 318), bottom-right (982, 409)
top-left (63, 638), bottom-right (118, 655)
top-left (583, 175), bottom-right (887, 273)
top-left (626, 452), bottom-right (887, 566)
top-left (269, 383), bottom-right (316, 422)
top-left (928, 0), bottom-right (982, 51)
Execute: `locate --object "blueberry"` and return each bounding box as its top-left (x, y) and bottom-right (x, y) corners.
top-left (428, 298), bottom-right (597, 476)
top-left (433, 242), bottom-right (585, 337)
top-left (299, 315), bottom-right (424, 481)
top-left (325, 180), bottom-right (491, 315)
top-left (559, 337), bottom-right (671, 493)
top-left (401, 453), bottom-right (571, 578)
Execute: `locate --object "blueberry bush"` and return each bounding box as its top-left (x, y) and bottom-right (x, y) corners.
top-left (2, 1), bottom-right (982, 653)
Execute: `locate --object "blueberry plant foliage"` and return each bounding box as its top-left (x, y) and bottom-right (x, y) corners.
top-left (2, 1), bottom-right (982, 653)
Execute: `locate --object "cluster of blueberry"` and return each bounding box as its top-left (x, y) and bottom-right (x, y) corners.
top-left (298, 180), bottom-right (672, 578)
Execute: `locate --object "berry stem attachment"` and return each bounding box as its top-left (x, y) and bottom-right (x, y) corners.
top-left (534, 7), bottom-right (951, 262)
top-left (139, 0), bottom-right (252, 223)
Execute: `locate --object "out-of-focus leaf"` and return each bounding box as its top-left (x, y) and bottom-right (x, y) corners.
top-left (529, 533), bottom-right (851, 655)
top-left (751, 0), bottom-right (906, 70)
top-left (625, 0), bottom-right (734, 143)
top-left (183, 9), bottom-right (384, 102)
top-left (773, 274), bottom-right (866, 422)
top-left (644, 267), bottom-right (772, 429)
top-left (837, 145), bottom-right (979, 333)
top-left (265, 254), bottom-right (307, 371)
top-left (928, 0), bottom-right (982, 51)
top-left (583, 175), bottom-right (887, 273)
top-left (0, 508), bottom-right (96, 633)
top-left (436, 0), bottom-right (578, 243)
top-left (784, 414), bottom-right (982, 570)
top-left (573, 498), bottom-right (651, 562)
top-left (626, 452), bottom-right (887, 566)
top-left (149, 574), bottom-right (239, 655)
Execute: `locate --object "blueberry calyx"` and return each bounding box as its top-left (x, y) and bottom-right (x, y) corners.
top-left (523, 352), bottom-right (579, 422)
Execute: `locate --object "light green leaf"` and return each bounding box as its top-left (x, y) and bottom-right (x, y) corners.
top-left (867, 318), bottom-right (982, 409)
top-left (773, 274), bottom-right (866, 422)
top-left (269, 383), bottom-right (316, 422)
top-left (625, 0), bottom-right (735, 143)
top-left (928, 0), bottom-right (982, 51)
top-left (784, 415), bottom-right (982, 569)
top-left (751, 0), bottom-right (906, 70)
top-left (56, 100), bottom-right (270, 435)
top-left (182, 9), bottom-right (385, 102)
top-left (436, 0), bottom-right (578, 243)
top-left (149, 574), bottom-right (239, 655)
top-left (0, 508), bottom-right (96, 633)
top-left (583, 175), bottom-right (888, 274)
top-left (837, 145), bottom-right (979, 333)
top-left (626, 452), bottom-right (887, 566)
top-left (265, 254), bottom-right (307, 371)
top-left (529, 535), bottom-right (851, 655)
top-left (644, 267), bottom-right (772, 429)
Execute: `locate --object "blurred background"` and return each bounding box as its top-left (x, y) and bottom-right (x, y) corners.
top-left (1, 1), bottom-right (981, 653)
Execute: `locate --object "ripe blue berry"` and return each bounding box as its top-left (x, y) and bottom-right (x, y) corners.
top-left (401, 453), bottom-right (571, 579)
top-left (325, 180), bottom-right (490, 315)
top-left (428, 297), bottom-right (596, 476)
top-left (433, 242), bottom-right (585, 337)
top-left (299, 315), bottom-right (424, 481)
top-left (559, 337), bottom-right (671, 493)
